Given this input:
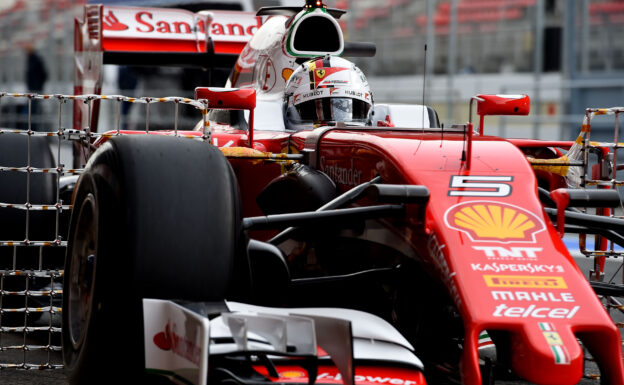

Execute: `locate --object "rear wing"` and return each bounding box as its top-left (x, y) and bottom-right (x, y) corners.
top-left (74, 4), bottom-right (261, 131)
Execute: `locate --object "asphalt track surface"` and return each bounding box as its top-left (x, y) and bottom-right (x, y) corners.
top-left (1, 253), bottom-right (622, 384)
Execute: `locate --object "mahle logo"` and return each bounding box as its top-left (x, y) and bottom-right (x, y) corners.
top-left (445, 201), bottom-right (546, 243)
top-left (484, 275), bottom-right (567, 289)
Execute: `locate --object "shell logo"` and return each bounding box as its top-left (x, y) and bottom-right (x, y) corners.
top-left (280, 370), bottom-right (306, 379)
top-left (444, 201), bottom-right (546, 243)
top-left (282, 68), bottom-right (294, 82)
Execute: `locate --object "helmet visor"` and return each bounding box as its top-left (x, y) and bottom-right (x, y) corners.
top-left (287, 97), bottom-right (371, 125)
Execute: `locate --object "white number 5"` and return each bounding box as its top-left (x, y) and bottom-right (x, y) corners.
top-left (449, 176), bottom-right (513, 197)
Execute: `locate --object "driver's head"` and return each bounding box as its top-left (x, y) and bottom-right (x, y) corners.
top-left (283, 56), bottom-right (373, 130)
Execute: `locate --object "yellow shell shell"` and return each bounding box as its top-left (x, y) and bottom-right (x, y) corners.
top-left (280, 371), bottom-right (306, 379)
top-left (453, 204), bottom-right (536, 240)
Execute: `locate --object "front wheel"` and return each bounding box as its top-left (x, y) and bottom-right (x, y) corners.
top-left (62, 135), bottom-right (245, 384)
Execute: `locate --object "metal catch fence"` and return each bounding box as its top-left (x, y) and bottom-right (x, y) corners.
top-left (573, 107), bottom-right (624, 333)
top-left (0, 92), bottom-right (208, 370)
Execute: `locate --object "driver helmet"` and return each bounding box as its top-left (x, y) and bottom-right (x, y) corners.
top-left (283, 56), bottom-right (373, 130)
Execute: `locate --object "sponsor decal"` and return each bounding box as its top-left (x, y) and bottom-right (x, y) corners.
top-left (153, 322), bottom-right (201, 365)
top-left (210, 18), bottom-right (261, 38)
top-left (317, 372), bottom-right (422, 385)
top-left (472, 246), bottom-right (542, 259)
top-left (102, 7), bottom-right (261, 42)
top-left (484, 275), bottom-right (567, 289)
top-left (292, 74), bottom-right (304, 86)
top-left (281, 371), bottom-right (306, 379)
top-left (444, 201), bottom-right (546, 243)
top-left (493, 304), bottom-right (580, 319)
top-left (234, 44), bottom-right (256, 71)
top-left (143, 299), bottom-right (208, 385)
top-left (491, 291), bottom-right (575, 302)
top-left (311, 67), bottom-right (348, 89)
top-left (539, 322), bottom-right (571, 365)
top-left (282, 68), bottom-right (294, 82)
top-left (102, 10), bottom-right (128, 31)
top-left (428, 233), bottom-right (462, 308)
top-left (319, 157), bottom-right (363, 187)
top-left (448, 176), bottom-right (513, 197)
top-left (471, 262), bottom-right (563, 273)
top-left (344, 90), bottom-right (363, 98)
top-left (258, 56), bottom-right (276, 91)
top-left (293, 87), bottom-right (368, 105)
top-left (254, 367), bottom-right (424, 384)
top-left (303, 90), bottom-right (325, 99)
top-left (134, 11), bottom-right (194, 34)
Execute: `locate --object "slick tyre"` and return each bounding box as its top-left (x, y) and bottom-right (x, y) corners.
top-left (62, 135), bottom-right (243, 384)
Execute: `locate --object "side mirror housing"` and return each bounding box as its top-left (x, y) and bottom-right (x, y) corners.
top-left (195, 87), bottom-right (257, 146)
top-left (476, 94), bottom-right (530, 116)
top-left (195, 87), bottom-right (256, 110)
top-left (465, 94), bottom-right (531, 169)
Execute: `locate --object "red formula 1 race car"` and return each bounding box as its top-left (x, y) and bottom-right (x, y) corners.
top-left (20, 0), bottom-right (624, 384)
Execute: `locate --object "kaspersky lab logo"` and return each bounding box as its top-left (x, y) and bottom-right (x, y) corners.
top-left (444, 201), bottom-right (546, 243)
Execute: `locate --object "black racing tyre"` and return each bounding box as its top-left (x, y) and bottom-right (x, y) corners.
top-left (0, 133), bottom-right (58, 326)
top-left (62, 135), bottom-right (245, 384)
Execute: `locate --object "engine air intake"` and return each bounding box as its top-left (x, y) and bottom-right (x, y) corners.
top-left (287, 9), bottom-right (344, 57)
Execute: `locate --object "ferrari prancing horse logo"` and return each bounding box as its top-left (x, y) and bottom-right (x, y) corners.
top-left (316, 69), bottom-right (326, 78)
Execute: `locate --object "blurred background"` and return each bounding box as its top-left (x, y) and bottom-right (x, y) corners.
top-left (0, 0), bottom-right (623, 140)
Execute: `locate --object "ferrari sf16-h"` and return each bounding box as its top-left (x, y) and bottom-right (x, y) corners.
top-left (1, 1), bottom-right (623, 384)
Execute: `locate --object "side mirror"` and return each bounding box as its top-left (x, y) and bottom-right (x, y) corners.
top-left (195, 87), bottom-right (256, 146)
top-left (476, 94), bottom-right (530, 116)
top-left (464, 94), bottom-right (530, 170)
top-left (195, 87), bottom-right (256, 110)
top-left (471, 94), bottom-right (530, 136)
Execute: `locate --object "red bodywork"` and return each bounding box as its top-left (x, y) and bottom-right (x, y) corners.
top-left (276, 129), bottom-right (623, 385)
top-left (94, 125), bottom-right (624, 385)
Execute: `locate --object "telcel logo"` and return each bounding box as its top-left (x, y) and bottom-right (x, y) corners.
top-left (493, 304), bottom-right (580, 319)
top-left (484, 275), bottom-right (567, 289)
